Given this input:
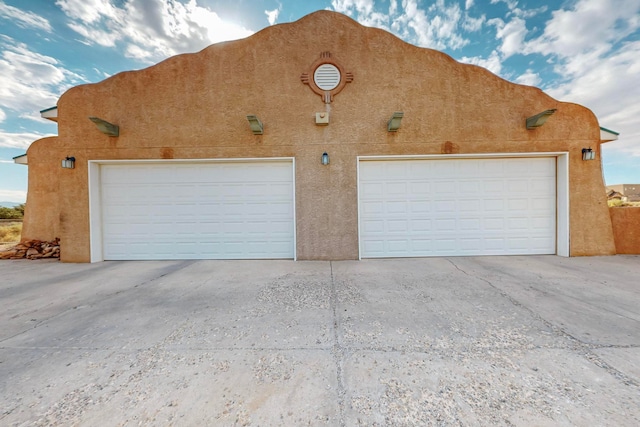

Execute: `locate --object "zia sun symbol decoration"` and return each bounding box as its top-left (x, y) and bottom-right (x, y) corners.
top-left (301, 52), bottom-right (354, 104)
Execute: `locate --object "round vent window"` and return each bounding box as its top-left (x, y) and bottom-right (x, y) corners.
top-left (314, 64), bottom-right (341, 91)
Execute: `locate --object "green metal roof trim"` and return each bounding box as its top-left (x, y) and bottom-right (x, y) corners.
top-left (39, 106), bottom-right (57, 113)
top-left (600, 126), bottom-right (620, 135)
top-left (12, 154), bottom-right (27, 159)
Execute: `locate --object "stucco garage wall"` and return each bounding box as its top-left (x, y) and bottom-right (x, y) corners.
top-left (609, 207), bottom-right (640, 254)
top-left (23, 11), bottom-right (615, 262)
top-left (22, 137), bottom-right (61, 241)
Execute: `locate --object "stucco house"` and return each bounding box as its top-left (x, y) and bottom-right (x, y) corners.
top-left (606, 190), bottom-right (625, 201)
top-left (17, 11), bottom-right (620, 262)
top-left (606, 184), bottom-right (640, 202)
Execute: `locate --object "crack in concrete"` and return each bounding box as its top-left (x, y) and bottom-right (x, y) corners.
top-left (446, 258), bottom-right (640, 389)
top-left (525, 284), bottom-right (640, 324)
top-left (329, 261), bottom-right (347, 427)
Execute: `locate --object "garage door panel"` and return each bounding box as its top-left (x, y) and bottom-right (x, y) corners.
top-left (460, 218), bottom-right (481, 230)
top-left (411, 219), bottom-right (432, 232)
top-left (409, 201), bottom-right (431, 213)
top-left (459, 180), bottom-right (480, 193)
top-left (458, 200), bottom-right (479, 212)
top-left (359, 157), bottom-right (556, 258)
top-left (100, 161), bottom-right (294, 260)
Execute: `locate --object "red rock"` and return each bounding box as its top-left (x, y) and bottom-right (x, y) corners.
top-left (26, 248), bottom-right (39, 256)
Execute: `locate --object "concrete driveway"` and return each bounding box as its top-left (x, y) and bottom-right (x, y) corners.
top-left (1, 256), bottom-right (639, 426)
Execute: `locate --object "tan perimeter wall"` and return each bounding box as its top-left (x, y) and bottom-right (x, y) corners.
top-left (609, 208), bottom-right (640, 254)
top-left (23, 11), bottom-right (616, 261)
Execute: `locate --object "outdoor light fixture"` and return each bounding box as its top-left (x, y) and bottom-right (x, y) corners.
top-left (61, 156), bottom-right (75, 169)
top-left (582, 148), bottom-right (596, 161)
top-left (246, 115), bottom-right (263, 135)
top-left (89, 117), bottom-right (119, 136)
top-left (526, 109), bottom-right (557, 129)
top-left (387, 112), bottom-right (404, 132)
top-left (321, 152), bottom-right (330, 165)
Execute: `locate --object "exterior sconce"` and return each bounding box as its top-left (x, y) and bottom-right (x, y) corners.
top-left (62, 156), bottom-right (75, 169)
top-left (582, 148), bottom-right (596, 161)
top-left (387, 112), bottom-right (403, 132)
top-left (321, 152), bottom-right (330, 165)
top-left (89, 117), bottom-right (119, 136)
top-left (246, 115), bottom-right (263, 135)
top-left (526, 109), bottom-right (556, 129)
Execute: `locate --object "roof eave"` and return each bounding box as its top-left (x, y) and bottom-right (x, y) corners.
top-left (600, 126), bottom-right (619, 143)
top-left (40, 106), bottom-right (58, 122)
top-left (12, 154), bottom-right (28, 165)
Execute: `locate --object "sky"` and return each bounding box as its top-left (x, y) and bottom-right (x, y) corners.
top-left (0, 0), bottom-right (639, 203)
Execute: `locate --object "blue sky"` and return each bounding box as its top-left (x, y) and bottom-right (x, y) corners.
top-left (1, 0), bottom-right (639, 203)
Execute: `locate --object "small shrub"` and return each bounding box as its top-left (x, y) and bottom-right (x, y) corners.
top-left (0, 222), bottom-right (22, 242)
top-left (0, 204), bottom-right (24, 219)
top-left (608, 200), bottom-right (640, 208)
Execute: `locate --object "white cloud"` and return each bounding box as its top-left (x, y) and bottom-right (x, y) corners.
top-left (514, 69), bottom-right (541, 86)
top-left (56, 0), bottom-right (254, 63)
top-left (523, 0), bottom-right (640, 158)
top-left (490, 0), bottom-right (518, 11)
top-left (92, 67), bottom-right (112, 79)
top-left (0, 189), bottom-right (27, 203)
top-left (0, 36), bottom-right (84, 120)
top-left (0, 108), bottom-right (5, 123)
top-left (332, 0), bottom-right (389, 29)
top-left (494, 17), bottom-right (527, 58)
top-left (526, 0), bottom-right (640, 58)
top-left (465, 0), bottom-right (474, 10)
top-left (331, 0), bottom-right (375, 16)
top-left (19, 112), bottom-right (49, 123)
top-left (389, 0), bottom-right (398, 16)
top-left (488, 17), bottom-right (527, 59)
top-left (0, 130), bottom-right (55, 149)
top-left (459, 50), bottom-right (502, 75)
top-left (546, 40), bottom-right (640, 156)
top-left (0, 1), bottom-right (53, 32)
top-left (333, 0), bottom-right (476, 50)
top-left (265, 7), bottom-right (281, 26)
top-left (55, 0), bottom-right (119, 24)
top-left (462, 14), bottom-right (485, 32)
top-left (512, 6), bottom-right (547, 19)
top-left (68, 21), bottom-right (120, 47)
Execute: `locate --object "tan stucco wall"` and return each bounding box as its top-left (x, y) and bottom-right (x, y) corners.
top-left (24, 11), bottom-right (616, 262)
top-left (22, 137), bottom-right (61, 241)
top-left (609, 208), bottom-right (640, 254)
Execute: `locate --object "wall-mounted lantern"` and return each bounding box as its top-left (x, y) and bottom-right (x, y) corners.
top-left (321, 152), bottom-right (330, 165)
top-left (582, 148), bottom-right (596, 161)
top-left (387, 112), bottom-right (404, 132)
top-left (526, 109), bottom-right (556, 129)
top-left (62, 156), bottom-right (75, 169)
top-left (246, 115), bottom-right (264, 135)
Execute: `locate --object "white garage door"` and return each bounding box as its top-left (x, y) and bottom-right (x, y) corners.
top-left (100, 160), bottom-right (295, 260)
top-left (359, 157), bottom-right (557, 258)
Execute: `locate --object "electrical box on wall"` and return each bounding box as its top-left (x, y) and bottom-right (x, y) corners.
top-left (315, 112), bottom-right (329, 125)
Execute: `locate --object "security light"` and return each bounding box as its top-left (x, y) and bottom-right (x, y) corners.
top-left (89, 117), bottom-right (119, 136)
top-left (246, 115), bottom-right (263, 135)
top-left (526, 109), bottom-right (556, 129)
top-left (387, 112), bottom-right (403, 132)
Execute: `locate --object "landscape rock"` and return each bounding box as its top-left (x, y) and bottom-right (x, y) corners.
top-left (0, 238), bottom-right (60, 260)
